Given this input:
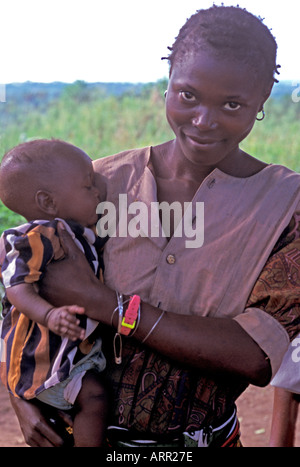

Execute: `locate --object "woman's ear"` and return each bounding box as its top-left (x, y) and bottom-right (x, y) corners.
top-left (260, 81), bottom-right (274, 109)
top-left (35, 190), bottom-right (58, 216)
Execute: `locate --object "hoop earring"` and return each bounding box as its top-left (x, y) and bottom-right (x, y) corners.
top-left (164, 90), bottom-right (167, 98)
top-left (256, 108), bottom-right (265, 121)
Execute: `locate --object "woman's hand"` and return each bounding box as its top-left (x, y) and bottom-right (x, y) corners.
top-left (9, 394), bottom-right (65, 447)
top-left (39, 223), bottom-right (101, 309)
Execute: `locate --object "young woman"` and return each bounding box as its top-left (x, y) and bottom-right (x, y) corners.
top-left (5, 5), bottom-right (300, 447)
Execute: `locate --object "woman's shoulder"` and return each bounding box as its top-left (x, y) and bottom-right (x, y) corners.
top-left (265, 164), bottom-right (300, 186)
top-left (93, 146), bottom-right (150, 173)
top-left (93, 146), bottom-right (152, 196)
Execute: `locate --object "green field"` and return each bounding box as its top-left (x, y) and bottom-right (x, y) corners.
top-left (1, 79), bottom-right (300, 233)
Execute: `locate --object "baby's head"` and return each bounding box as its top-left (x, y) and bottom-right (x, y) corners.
top-left (164, 5), bottom-right (279, 93)
top-left (0, 139), bottom-right (100, 227)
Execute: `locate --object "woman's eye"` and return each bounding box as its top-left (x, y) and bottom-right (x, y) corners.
top-left (224, 102), bottom-right (241, 111)
top-left (180, 91), bottom-right (196, 102)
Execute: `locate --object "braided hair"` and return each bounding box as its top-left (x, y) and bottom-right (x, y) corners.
top-left (162, 5), bottom-right (280, 87)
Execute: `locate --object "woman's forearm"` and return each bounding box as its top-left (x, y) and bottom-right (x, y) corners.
top-left (9, 393), bottom-right (64, 447)
top-left (86, 286), bottom-right (271, 386)
top-left (133, 304), bottom-right (271, 386)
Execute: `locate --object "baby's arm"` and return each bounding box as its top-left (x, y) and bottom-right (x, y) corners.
top-left (6, 283), bottom-right (85, 341)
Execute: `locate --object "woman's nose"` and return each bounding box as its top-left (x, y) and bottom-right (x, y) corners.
top-left (192, 107), bottom-right (217, 130)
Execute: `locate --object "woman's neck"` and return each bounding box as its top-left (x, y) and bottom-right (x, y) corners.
top-left (151, 140), bottom-right (267, 184)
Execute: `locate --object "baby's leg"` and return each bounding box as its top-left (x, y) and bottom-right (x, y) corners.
top-left (72, 370), bottom-right (109, 447)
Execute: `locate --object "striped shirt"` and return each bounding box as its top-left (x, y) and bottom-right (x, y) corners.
top-left (0, 218), bottom-right (105, 400)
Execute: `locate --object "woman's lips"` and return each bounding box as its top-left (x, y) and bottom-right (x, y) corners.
top-left (185, 133), bottom-right (221, 148)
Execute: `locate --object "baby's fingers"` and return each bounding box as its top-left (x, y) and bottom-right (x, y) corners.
top-left (65, 305), bottom-right (85, 315)
top-left (54, 307), bottom-right (85, 340)
top-left (61, 318), bottom-right (85, 341)
top-left (46, 306), bottom-right (85, 340)
top-left (63, 307), bottom-right (85, 340)
top-left (61, 323), bottom-right (85, 341)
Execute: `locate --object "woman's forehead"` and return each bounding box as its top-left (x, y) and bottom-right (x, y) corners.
top-left (169, 51), bottom-right (262, 95)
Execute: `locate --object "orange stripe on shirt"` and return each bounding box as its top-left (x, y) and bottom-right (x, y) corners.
top-left (0, 306), bottom-right (21, 387)
top-left (23, 324), bottom-right (50, 400)
top-left (7, 312), bottom-right (33, 397)
top-left (24, 231), bottom-right (45, 283)
top-left (33, 224), bottom-right (64, 261)
top-left (24, 225), bottom-right (64, 283)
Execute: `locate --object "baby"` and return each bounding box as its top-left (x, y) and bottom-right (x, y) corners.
top-left (0, 139), bottom-right (108, 446)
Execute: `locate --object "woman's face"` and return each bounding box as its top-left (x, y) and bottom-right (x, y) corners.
top-left (166, 51), bottom-right (270, 169)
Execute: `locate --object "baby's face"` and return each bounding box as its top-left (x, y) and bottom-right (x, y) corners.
top-left (53, 148), bottom-right (100, 228)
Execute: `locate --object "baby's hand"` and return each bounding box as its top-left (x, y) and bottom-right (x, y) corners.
top-left (45, 305), bottom-right (85, 341)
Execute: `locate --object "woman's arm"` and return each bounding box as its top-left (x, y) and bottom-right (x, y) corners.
top-left (9, 394), bottom-right (66, 447)
top-left (131, 306), bottom-right (271, 386)
top-left (39, 224), bottom-right (270, 386)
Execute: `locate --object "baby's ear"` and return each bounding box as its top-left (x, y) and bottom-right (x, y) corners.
top-left (35, 190), bottom-right (58, 216)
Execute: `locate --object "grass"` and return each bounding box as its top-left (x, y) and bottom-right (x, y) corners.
top-left (241, 96), bottom-right (300, 171)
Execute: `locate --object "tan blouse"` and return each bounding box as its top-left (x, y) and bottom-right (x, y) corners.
top-left (95, 146), bottom-right (300, 377)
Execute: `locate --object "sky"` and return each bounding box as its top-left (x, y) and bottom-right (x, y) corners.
top-left (0, 0), bottom-right (299, 84)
